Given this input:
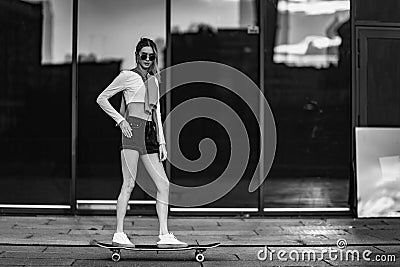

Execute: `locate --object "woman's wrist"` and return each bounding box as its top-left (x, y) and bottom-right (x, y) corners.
top-left (117, 119), bottom-right (126, 126)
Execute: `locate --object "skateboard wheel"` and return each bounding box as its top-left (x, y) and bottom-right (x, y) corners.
top-left (111, 252), bottom-right (121, 262)
top-left (195, 253), bottom-right (205, 262)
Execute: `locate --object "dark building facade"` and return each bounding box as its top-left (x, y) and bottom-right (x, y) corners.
top-left (0, 0), bottom-right (396, 217)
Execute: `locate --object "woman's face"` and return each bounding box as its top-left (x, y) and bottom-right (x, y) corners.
top-left (137, 46), bottom-right (155, 70)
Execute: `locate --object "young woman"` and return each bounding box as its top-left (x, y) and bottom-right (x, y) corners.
top-left (96, 38), bottom-right (187, 248)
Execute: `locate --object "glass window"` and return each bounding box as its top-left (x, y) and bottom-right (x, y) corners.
top-left (0, 0), bottom-right (72, 207)
top-left (274, 0), bottom-right (350, 68)
top-left (264, 0), bottom-right (351, 210)
top-left (170, 0), bottom-right (259, 210)
top-left (76, 0), bottom-right (166, 210)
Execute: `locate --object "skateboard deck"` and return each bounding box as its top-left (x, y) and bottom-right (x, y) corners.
top-left (91, 240), bottom-right (220, 262)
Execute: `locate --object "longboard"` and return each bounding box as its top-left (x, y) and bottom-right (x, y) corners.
top-left (91, 240), bottom-right (220, 262)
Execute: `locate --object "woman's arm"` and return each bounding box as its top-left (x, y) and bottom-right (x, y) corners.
top-left (96, 71), bottom-right (128, 125)
top-left (119, 96), bottom-right (126, 117)
top-left (154, 77), bottom-right (166, 145)
top-left (156, 103), bottom-right (166, 145)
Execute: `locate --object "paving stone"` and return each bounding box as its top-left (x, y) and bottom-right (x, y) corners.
top-left (253, 230), bottom-right (289, 237)
top-left (29, 234), bottom-right (93, 243)
top-left (169, 218), bottom-right (220, 223)
top-left (243, 218), bottom-right (314, 226)
top-left (0, 251), bottom-right (104, 260)
top-left (0, 246), bottom-right (47, 253)
top-left (341, 228), bottom-right (378, 236)
top-left (1, 217), bottom-right (51, 223)
top-left (298, 219), bottom-right (332, 226)
top-left (13, 224), bottom-right (104, 230)
top-left (102, 225), bottom-right (134, 230)
top-left (73, 229), bottom-right (253, 237)
top-left (0, 234), bottom-right (32, 241)
top-left (224, 246), bottom-right (265, 261)
top-left (0, 223), bottom-right (18, 229)
top-left (0, 229), bottom-right (70, 235)
top-left (0, 237), bottom-right (87, 246)
top-left (341, 246), bottom-right (384, 253)
top-left (167, 220), bottom-right (219, 227)
top-left (374, 246), bottom-right (400, 253)
top-left (215, 221), bottom-right (262, 227)
top-left (178, 230), bottom-right (257, 236)
top-left (48, 219), bottom-right (94, 225)
top-left (382, 218), bottom-right (400, 224)
top-left (282, 225), bottom-right (357, 231)
top-left (321, 234), bottom-right (387, 244)
top-left (165, 225), bottom-right (194, 231)
top-left (300, 238), bottom-right (335, 246)
top-left (327, 218), bottom-right (382, 224)
top-left (224, 236), bottom-right (301, 246)
top-left (192, 248), bottom-right (238, 261)
top-left (364, 230), bottom-right (400, 239)
top-left (0, 257), bottom-right (74, 266)
top-left (252, 226), bottom-right (285, 231)
top-left (127, 221), bottom-right (159, 228)
top-left (43, 247), bottom-right (105, 254)
top-left (192, 224), bottom-right (251, 230)
top-left (68, 229), bottom-right (121, 235)
top-left (73, 260), bottom-right (200, 266)
top-left (366, 224), bottom-right (400, 230)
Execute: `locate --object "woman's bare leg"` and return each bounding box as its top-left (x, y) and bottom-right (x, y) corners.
top-left (116, 149), bottom-right (140, 233)
top-left (140, 153), bottom-right (169, 235)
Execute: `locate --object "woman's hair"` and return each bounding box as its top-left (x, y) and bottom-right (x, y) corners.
top-left (135, 37), bottom-right (161, 82)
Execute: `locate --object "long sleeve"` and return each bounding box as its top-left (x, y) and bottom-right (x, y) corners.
top-left (156, 102), bottom-right (166, 145)
top-left (155, 77), bottom-right (166, 145)
top-left (96, 71), bottom-right (127, 125)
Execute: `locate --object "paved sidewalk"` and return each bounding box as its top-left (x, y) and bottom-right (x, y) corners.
top-left (0, 216), bottom-right (399, 266)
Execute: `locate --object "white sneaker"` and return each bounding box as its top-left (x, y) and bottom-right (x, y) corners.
top-left (112, 232), bottom-right (135, 248)
top-left (157, 232), bottom-right (188, 248)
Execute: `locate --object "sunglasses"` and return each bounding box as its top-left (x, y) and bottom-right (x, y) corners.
top-left (139, 53), bottom-right (156, 61)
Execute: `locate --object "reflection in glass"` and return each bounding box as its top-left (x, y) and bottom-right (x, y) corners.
top-left (170, 0), bottom-right (259, 209)
top-left (76, 0), bottom-right (166, 209)
top-left (264, 0), bottom-right (351, 209)
top-left (78, 0), bottom-right (165, 68)
top-left (0, 0), bottom-right (71, 205)
top-left (274, 0), bottom-right (350, 68)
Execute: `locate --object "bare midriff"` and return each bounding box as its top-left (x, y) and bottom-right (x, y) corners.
top-left (126, 102), bottom-right (152, 121)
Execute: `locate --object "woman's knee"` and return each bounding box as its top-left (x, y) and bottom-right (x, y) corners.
top-left (157, 179), bottom-right (170, 194)
top-left (122, 178), bottom-right (136, 192)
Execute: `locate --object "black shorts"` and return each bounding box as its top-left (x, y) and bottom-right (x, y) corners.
top-left (120, 116), bottom-right (159, 155)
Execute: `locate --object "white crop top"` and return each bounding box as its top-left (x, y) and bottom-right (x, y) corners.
top-left (96, 70), bottom-right (165, 144)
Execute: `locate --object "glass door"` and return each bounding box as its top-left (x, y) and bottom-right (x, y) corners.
top-left (168, 0), bottom-right (260, 212)
top-left (0, 0), bottom-right (72, 209)
top-left (76, 0), bottom-right (166, 212)
top-left (262, 0), bottom-right (351, 212)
